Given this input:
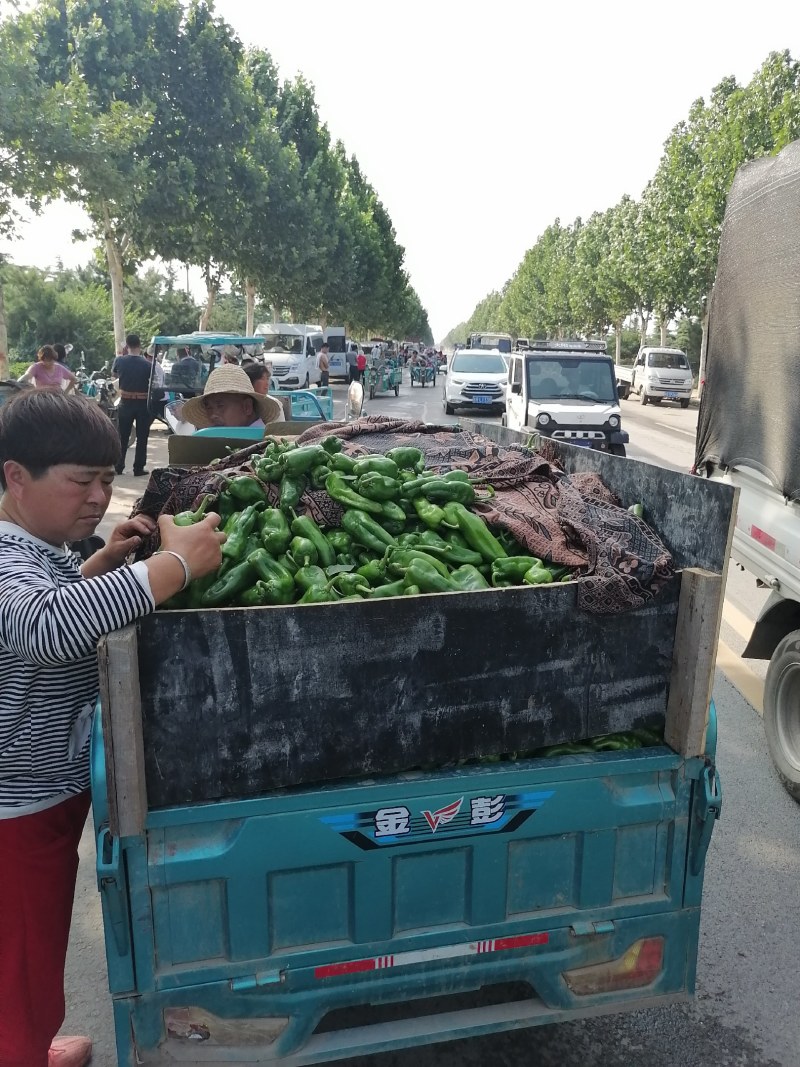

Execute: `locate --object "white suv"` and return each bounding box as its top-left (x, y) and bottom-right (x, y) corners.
top-left (443, 348), bottom-right (507, 415)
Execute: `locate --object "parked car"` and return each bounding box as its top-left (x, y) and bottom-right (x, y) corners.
top-left (617, 347), bottom-right (693, 407)
top-left (442, 348), bottom-right (507, 414)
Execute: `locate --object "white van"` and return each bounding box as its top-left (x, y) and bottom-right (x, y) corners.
top-left (254, 323), bottom-right (324, 389)
top-left (323, 326), bottom-right (349, 379)
top-left (624, 347), bottom-right (693, 408)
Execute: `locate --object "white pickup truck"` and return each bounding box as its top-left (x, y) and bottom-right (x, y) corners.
top-left (616, 347), bottom-right (693, 407)
top-left (694, 138), bottom-right (800, 801)
top-left (503, 339), bottom-right (629, 455)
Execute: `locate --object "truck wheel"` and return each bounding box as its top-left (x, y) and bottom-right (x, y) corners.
top-left (764, 630), bottom-right (800, 801)
top-left (610, 444), bottom-right (626, 457)
top-left (444, 398), bottom-right (455, 415)
top-left (680, 398), bottom-right (690, 409)
top-left (621, 387), bottom-right (630, 400)
top-left (639, 387), bottom-right (649, 406)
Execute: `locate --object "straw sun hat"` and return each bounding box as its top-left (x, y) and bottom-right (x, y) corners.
top-left (181, 365), bottom-right (283, 429)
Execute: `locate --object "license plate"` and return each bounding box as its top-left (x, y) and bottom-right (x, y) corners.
top-left (665, 391), bottom-right (678, 399)
top-left (570, 439), bottom-right (592, 447)
top-left (473, 395), bottom-right (492, 404)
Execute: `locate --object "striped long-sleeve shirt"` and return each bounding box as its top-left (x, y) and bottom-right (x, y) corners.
top-left (0, 522), bottom-right (154, 818)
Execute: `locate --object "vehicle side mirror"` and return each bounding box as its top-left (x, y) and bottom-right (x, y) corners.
top-left (511, 382), bottom-right (522, 395)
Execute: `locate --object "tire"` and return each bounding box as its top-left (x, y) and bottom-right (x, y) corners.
top-left (303, 373), bottom-right (310, 389)
top-left (639, 387), bottom-right (649, 406)
top-left (764, 630), bottom-right (800, 801)
top-left (394, 384), bottom-right (399, 396)
top-left (369, 384), bottom-right (375, 400)
top-left (444, 397), bottom-right (455, 415)
top-left (680, 398), bottom-right (690, 409)
top-left (609, 443), bottom-right (626, 457)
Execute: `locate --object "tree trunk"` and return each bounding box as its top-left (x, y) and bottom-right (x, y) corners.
top-left (614, 317), bottom-right (623, 364)
top-left (101, 202), bottom-right (126, 354)
top-left (660, 314), bottom-right (668, 346)
top-left (697, 297), bottom-right (710, 402)
top-left (639, 310), bottom-right (650, 347)
top-left (198, 265), bottom-right (220, 331)
top-left (0, 278), bottom-right (8, 379)
top-left (245, 279), bottom-right (257, 335)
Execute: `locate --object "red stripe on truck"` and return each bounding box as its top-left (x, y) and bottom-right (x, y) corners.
top-left (750, 525), bottom-right (776, 551)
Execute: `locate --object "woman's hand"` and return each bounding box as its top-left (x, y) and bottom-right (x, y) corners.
top-left (158, 513), bottom-right (226, 579)
top-left (80, 515), bottom-right (157, 577)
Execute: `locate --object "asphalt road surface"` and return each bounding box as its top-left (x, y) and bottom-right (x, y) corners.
top-left (61, 376), bottom-right (799, 1065)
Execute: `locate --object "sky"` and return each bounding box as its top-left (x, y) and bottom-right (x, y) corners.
top-left (2, 0), bottom-right (799, 341)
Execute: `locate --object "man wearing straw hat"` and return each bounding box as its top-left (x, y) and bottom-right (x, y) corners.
top-left (181, 365), bottom-right (283, 431)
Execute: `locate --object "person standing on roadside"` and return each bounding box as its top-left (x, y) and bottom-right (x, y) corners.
top-left (318, 343), bottom-right (330, 389)
top-left (346, 344), bottom-right (359, 384)
top-left (356, 349), bottom-right (367, 383)
top-left (0, 389), bottom-right (225, 1067)
top-left (112, 334), bottom-right (153, 477)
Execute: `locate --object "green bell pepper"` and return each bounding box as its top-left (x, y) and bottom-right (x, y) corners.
top-left (288, 536), bottom-right (318, 569)
top-left (419, 478), bottom-right (476, 505)
top-left (173, 494), bottom-right (212, 527)
top-left (329, 452), bottom-right (358, 474)
top-left (294, 564), bottom-right (330, 592)
top-left (220, 504), bottom-right (262, 562)
top-left (325, 530), bottom-right (353, 554)
top-left (404, 558), bottom-right (456, 594)
top-left (291, 513), bottom-right (335, 568)
top-left (298, 584), bottom-right (337, 604)
top-left (246, 549), bottom-right (295, 604)
top-left (325, 472), bottom-right (386, 515)
top-left (417, 530), bottom-right (483, 567)
top-left (380, 500), bottom-right (407, 525)
top-left (523, 565), bottom-right (554, 585)
top-left (448, 564), bottom-right (491, 591)
top-left (441, 502), bottom-right (507, 562)
top-left (385, 446), bottom-right (425, 472)
top-left (367, 578), bottom-right (408, 599)
top-left (200, 560), bottom-right (257, 608)
top-left (412, 496), bottom-right (446, 530)
top-left (491, 555), bottom-right (544, 587)
top-left (226, 475), bottom-right (268, 506)
top-left (356, 473), bottom-right (402, 501)
top-left (321, 436), bottom-right (343, 455)
top-left (279, 473), bottom-right (306, 513)
top-left (386, 548), bottom-right (451, 581)
top-left (282, 444), bottom-right (329, 476)
top-left (352, 455), bottom-right (400, 479)
top-left (331, 573), bottom-right (372, 598)
top-left (341, 509), bottom-right (398, 554)
top-left (356, 558), bottom-right (387, 586)
top-left (258, 508), bottom-right (292, 556)
top-left (309, 464), bottom-right (333, 490)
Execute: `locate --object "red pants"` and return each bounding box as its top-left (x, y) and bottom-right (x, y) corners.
top-left (0, 791), bottom-right (91, 1067)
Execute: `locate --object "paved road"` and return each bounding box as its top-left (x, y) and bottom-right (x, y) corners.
top-left (61, 378), bottom-right (799, 1065)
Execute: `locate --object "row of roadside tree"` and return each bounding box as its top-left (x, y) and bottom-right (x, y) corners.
top-left (442, 51), bottom-right (800, 376)
top-left (0, 0), bottom-right (432, 375)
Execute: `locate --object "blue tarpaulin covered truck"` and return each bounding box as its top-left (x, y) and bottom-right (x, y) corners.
top-left (92, 427), bottom-right (734, 1065)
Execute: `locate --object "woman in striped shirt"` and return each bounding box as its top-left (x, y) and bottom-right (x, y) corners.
top-left (0, 391), bottom-right (225, 1067)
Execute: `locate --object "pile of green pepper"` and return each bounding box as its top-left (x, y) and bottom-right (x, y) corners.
top-left (160, 436), bottom-right (580, 609)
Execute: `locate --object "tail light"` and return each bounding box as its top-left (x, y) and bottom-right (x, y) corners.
top-left (562, 936), bottom-right (664, 996)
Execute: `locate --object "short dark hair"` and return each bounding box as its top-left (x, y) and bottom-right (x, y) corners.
top-left (0, 391), bottom-right (121, 489)
top-left (53, 343), bottom-right (68, 362)
top-left (126, 333), bottom-right (141, 349)
top-left (38, 344), bottom-right (57, 362)
top-left (243, 362), bottom-right (269, 386)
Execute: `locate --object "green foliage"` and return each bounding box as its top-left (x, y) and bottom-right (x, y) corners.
top-left (444, 50), bottom-right (800, 352)
top-left (0, 0), bottom-right (429, 351)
